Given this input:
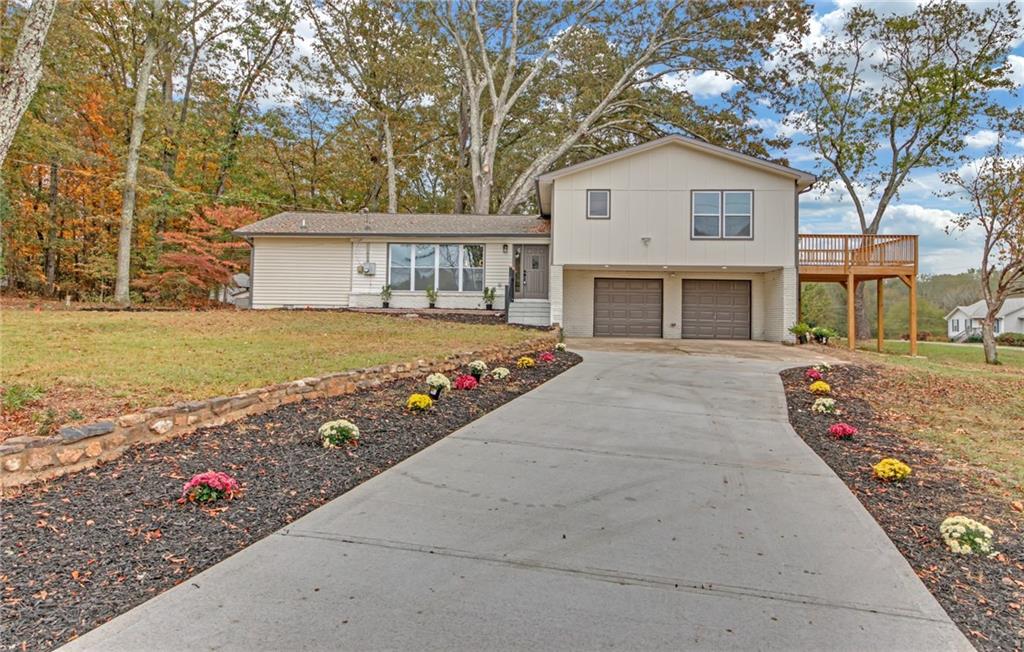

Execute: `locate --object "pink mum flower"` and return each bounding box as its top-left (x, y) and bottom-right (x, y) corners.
top-left (805, 368), bottom-right (823, 381)
top-left (454, 374), bottom-right (478, 390)
top-left (538, 351), bottom-right (556, 363)
top-left (179, 471), bottom-right (240, 503)
top-left (828, 423), bottom-right (858, 440)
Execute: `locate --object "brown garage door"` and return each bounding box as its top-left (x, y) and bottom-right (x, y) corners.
top-left (593, 278), bottom-right (663, 338)
top-left (681, 280), bottom-right (751, 339)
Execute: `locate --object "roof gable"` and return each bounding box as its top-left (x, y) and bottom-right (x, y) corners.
top-left (535, 135), bottom-right (816, 216)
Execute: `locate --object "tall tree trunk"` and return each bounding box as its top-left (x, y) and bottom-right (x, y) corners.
top-left (453, 86), bottom-right (470, 214)
top-left (981, 317), bottom-right (998, 365)
top-left (853, 284), bottom-right (871, 342)
top-left (160, 60), bottom-right (176, 180)
top-left (382, 114), bottom-right (397, 213)
top-left (0, 0), bottom-right (57, 167)
top-left (43, 159), bottom-right (58, 293)
top-left (114, 0), bottom-right (163, 306)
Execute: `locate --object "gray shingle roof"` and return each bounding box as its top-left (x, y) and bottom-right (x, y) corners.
top-left (234, 211), bottom-right (550, 237)
top-left (947, 297), bottom-right (1024, 319)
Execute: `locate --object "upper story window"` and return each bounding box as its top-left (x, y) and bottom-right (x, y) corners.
top-left (388, 243), bottom-right (485, 292)
top-left (692, 190), bottom-right (753, 240)
top-left (587, 189), bottom-right (610, 219)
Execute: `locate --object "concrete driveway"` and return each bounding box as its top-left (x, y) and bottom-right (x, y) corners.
top-left (64, 349), bottom-right (968, 651)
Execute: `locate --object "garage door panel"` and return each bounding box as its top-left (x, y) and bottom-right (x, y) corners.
top-left (594, 278), bottom-right (662, 338)
top-left (681, 280), bottom-right (751, 340)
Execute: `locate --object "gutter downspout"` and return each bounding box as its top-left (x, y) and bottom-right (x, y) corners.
top-left (795, 179), bottom-right (816, 329)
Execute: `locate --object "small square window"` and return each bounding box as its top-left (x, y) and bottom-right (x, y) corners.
top-left (587, 190), bottom-right (610, 219)
top-left (693, 215), bottom-right (720, 238)
top-left (724, 214), bottom-right (751, 238)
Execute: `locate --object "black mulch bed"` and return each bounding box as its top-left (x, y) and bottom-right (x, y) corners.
top-left (1, 350), bottom-right (581, 652)
top-left (781, 364), bottom-right (1024, 652)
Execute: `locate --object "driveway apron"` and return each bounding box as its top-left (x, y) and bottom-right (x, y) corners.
top-left (62, 350), bottom-right (970, 651)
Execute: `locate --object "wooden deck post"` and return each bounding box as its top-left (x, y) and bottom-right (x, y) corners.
top-left (909, 274), bottom-right (918, 356)
top-left (847, 272), bottom-right (856, 350)
top-left (876, 280), bottom-right (884, 352)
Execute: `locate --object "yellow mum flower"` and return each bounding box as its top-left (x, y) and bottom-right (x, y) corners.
top-left (406, 393), bottom-right (434, 412)
top-left (873, 458), bottom-right (911, 482)
top-left (808, 380), bottom-right (831, 394)
top-left (516, 356), bottom-right (536, 368)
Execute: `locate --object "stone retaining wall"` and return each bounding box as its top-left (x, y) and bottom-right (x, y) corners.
top-left (0, 333), bottom-right (558, 488)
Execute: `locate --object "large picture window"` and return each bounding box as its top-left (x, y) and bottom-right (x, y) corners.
top-left (691, 190), bottom-right (753, 240)
top-left (388, 244), bottom-right (486, 292)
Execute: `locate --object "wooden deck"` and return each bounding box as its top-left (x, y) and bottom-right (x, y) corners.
top-left (798, 234), bottom-right (919, 354)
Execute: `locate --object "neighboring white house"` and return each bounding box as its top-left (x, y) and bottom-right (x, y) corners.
top-left (945, 297), bottom-right (1024, 342)
top-left (235, 135), bottom-right (817, 341)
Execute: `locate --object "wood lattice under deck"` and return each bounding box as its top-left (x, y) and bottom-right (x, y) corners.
top-left (798, 234), bottom-right (919, 355)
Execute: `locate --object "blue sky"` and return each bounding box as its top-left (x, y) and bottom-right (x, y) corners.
top-left (740, 1), bottom-right (1023, 276)
top-left (286, 2), bottom-right (1019, 276)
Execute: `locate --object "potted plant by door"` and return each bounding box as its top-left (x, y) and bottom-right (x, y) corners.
top-left (811, 326), bottom-right (837, 345)
top-left (425, 287), bottom-right (438, 308)
top-left (788, 322), bottom-right (812, 344)
top-left (380, 284), bottom-right (392, 308)
top-left (483, 286), bottom-right (496, 310)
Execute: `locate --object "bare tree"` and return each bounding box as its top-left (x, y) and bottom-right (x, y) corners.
top-left (783, 1), bottom-right (1020, 339)
top-left (212, 0), bottom-right (296, 197)
top-left (305, 0), bottom-right (435, 213)
top-left (0, 0), bottom-right (58, 166)
top-left (944, 135), bottom-right (1024, 365)
top-left (114, 0), bottom-right (165, 306)
top-left (434, 0), bottom-right (807, 214)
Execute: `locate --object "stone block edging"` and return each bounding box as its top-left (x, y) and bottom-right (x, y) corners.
top-left (1, 332), bottom-right (558, 488)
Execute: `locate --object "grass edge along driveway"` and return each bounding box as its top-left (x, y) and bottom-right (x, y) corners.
top-left (2, 310), bottom-right (540, 429)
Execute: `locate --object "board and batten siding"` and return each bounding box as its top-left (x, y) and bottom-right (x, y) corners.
top-left (550, 142), bottom-right (797, 269)
top-left (251, 236), bottom-right (352, 308)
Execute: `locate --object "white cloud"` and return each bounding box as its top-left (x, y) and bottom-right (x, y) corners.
top-left (662, 70), bottom-right (738, 99)
top-left (1007, 54), bottom-right (1024, 87)
top-left (964, 129), bottom-right (1000, 149)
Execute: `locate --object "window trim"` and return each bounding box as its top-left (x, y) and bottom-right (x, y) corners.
top-left (952, 318), bottom-right (960, 332)
top-left (689, 190), bottom-right (754, 241)
top-left (387, 243), bottom-right (485, 293)
top-left (586, 189), bottom-right (611, 219)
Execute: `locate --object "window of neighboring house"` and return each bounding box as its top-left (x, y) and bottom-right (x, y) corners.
top-left (952, 319), bottom-right (959, 332)
top-left (587, 189), bottom-right (610, 219)
top-left (995, 318), bottom-right (1001, 334)
top-left (692, 190), bottom-right (753, 239)
top-left (388, 243), bottom-right (485, 292)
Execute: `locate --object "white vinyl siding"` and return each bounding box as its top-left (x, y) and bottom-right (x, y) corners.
top-left (346, 238), bottom-right (542, 309)
top-left (251, 237), bottom-right (351, 308)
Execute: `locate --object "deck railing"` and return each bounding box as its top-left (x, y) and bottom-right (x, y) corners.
top-left (798, 234), bottom-right (917, 271)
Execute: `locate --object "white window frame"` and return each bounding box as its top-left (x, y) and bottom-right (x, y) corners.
top-left (587, 189), bottom-right (610, 219)
top-left (952, 318), bottom-right (959, 332)
top-left (691, 191), bottom-right (722, 239)
top-left (388, 243), bottom-right (485, 293)
top-left (691, 190), bottom-right (754, 240)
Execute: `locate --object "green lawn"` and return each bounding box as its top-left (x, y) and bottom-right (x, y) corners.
top-left (855, 339), bottom-right (1024, 369)
top-left (1, 309), bottom-right (540, 428)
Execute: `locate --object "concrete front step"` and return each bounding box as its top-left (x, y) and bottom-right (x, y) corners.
top-left (508, 301), bottom-right (551, 326)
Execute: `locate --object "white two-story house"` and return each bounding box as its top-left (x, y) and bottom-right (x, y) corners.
top-left (235, 135), bottom-right (818, 341)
